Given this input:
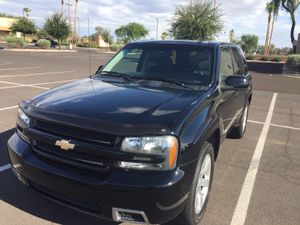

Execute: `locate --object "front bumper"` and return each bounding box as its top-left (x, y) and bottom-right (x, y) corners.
top-left (8, 133), bottom-right (196, 224)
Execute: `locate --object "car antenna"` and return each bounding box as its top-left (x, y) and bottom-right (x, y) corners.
top-left (87, 14), bottom-right (92, 76)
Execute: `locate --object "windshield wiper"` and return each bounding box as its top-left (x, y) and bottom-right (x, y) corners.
top-left (99, 71), bottom-right (132, 82)
top-left (136, 77), bottom-right (194, 90)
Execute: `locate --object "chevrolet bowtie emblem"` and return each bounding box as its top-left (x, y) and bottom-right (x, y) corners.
top-left (55, 139), bottom-right (75, 151)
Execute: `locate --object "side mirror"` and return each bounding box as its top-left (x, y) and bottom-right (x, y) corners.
top-left (224, 75), bottom-right (249, 89)
top-left (95, 65), bottom-right (103, 74)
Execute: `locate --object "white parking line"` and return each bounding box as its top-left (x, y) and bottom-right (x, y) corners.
top-left (0, 63), bottom-right (13, 66)
top-left (0, 70), bottom-right (75, 78)
top-left (230, 93), bottom-right (277, 225)
top-left (0, 81), bottom-right (49, 90)
top-left (0, 85), bottom-right (20, 90)
top-left (0, 164), bottom-right (11, 172)
top-left (0, 79), bottom-right (78, 90)
top-left (33, 79), bottom-right (78, 85)
top-left (283, 75), bottom-right (300, 79)
top-left (248, 120), bottom-right (300, 131)
top-left (0, 66), bottom-right (41, 71)
top-left (0, 105), bottom-right (18, 111)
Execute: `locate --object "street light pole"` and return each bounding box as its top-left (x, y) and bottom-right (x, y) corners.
top-left (156, 18), bottom-right (159, 40)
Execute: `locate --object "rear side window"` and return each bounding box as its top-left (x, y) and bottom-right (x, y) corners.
top-left (231, 47), bottom-right (243, 75)
top-left (220, 47), bottom-right (234, 79)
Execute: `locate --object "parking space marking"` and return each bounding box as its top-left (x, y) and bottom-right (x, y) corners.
top-left (271, 123), bottom-right (300, 131)
top-left (283, 75), bottom-right (300, 79)
top-left (33, 79), bottom-right (78, 85)
top-left (0, 79), bottom-right (78, 90)
top-left (0, 85), bottom-right (20, 90)
top-left (0, 63), bottom-right (13, 66)
top-left (248, 120), bottom-right (300, 131)
top-left (230, 93), bottom-right (277, 225)
top-left (0, 81), bottom-right (49, 90)
top-left (0, 105), bottom-right (18, 111)
top-left (0, 66), bottom-right (41, 71)
top-left (0, 70), bottom-right (75, 78)
top-left (248, 120), bottom-right (264, 125)
top-left (0, 164), bottom-right (11, 172)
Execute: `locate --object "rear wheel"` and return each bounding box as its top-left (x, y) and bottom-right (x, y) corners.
top-left (175, 142), bottom-right (215, 225)
top-left (229, 102), bottom-right (249, 139)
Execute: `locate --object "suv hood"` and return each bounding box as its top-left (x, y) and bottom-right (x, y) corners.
top-left (26, 78), bottom-right (203, 135)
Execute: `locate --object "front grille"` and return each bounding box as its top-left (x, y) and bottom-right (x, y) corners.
top-left (34, 118), bottom-right (117, 147)
top-left (29, 118), bottom-right (120, 173)
top-left (33, 139), bottom-right (111, 173)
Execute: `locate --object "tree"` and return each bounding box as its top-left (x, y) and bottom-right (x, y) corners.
top-left (229, 29), bottom-right (239, 44)
top-left (73, 0), bottom-right (78, 43)
top-left (267, 1), bottom-right (280, 55)
top-left (161, 31), bottom-right (169, 40)
top-left (93, 26), bottom-right (114, 44)
top-left (61, 0), bottom-right (64, 17)
top-left (170, 0), bottom-right (223, 40)
top-left (44, 13), bottom-right (70, 46)
top-left (273, 0), bottom-right (300, 51)
top-left (36, 29), bottom-right (52, 40)
top-left (23, 8), bottom-right (31, 18)
top-left (240, 34), bottom-right (259, 54)
top-left (10, 17), bottom-right (36, 39)
top-left (264, 2), bottom-right (273, 55)
top-left (115, 22), bottom-right (149, 44)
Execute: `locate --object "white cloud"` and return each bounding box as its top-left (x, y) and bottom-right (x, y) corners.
top-left (0, 0), bottom-right (297, 47)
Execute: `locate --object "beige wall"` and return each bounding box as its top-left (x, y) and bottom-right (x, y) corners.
top-left (0, 17), bottom-right (17, 32)
top-left (96, 35), bottom-right (110, 48)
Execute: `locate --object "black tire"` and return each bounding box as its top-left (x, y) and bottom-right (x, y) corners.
top-left (175, 142), bottom-right (215, 225)
top-left (228, 102), bottom-right (249, 139)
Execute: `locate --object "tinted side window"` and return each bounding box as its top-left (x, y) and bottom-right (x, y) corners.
top-left (231, 47), bottom-right (243, 75)
top-left (220, 47), bottom-right (234, 79)
top-left (237, 47), bottom-right (249, 75)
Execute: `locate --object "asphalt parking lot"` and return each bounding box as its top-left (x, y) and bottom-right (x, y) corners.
top-left (0, 49), bottom-right (300, 225)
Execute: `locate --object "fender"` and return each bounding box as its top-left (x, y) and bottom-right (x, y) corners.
top-left (177, 100), bottom-right (221, 166)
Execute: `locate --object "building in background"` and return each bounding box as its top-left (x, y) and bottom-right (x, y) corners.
top-left (0, 16), bottom-right (18, 38)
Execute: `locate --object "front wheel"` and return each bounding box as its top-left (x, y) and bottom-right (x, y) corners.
top-left (176, 142), bottom-right (215, 225)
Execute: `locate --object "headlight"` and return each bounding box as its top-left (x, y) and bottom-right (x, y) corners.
top-left (16, 108), bottom-right (30, 143)
top-left (119, 136), bottom-right (178, 171)
top-left (17, 108), bottom-right (30, 128)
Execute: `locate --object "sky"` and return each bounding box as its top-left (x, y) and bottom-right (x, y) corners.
top-left (0, 0), bottom-right (299, 47)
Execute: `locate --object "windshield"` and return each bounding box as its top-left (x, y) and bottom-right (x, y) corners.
top-left (100, 43), bottom-right (215, 86)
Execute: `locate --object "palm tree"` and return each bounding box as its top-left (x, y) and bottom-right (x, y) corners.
top-left (264, 2), bottom-right (273, 56)
top-left (23, 8), bottom-right (31, 18)
top-left (74, 0), bottom-right (78, 43)
top-left (61, 0), bottom-right (64, 17)
top-left (273, 0), bottom-right (300, 52)
top-left (267, 1), bottom-right (280, 55)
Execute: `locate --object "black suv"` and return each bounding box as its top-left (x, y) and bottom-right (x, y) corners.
top-left (8, 41), bottom-right (252, 225)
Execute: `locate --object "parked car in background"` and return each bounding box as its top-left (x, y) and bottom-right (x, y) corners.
top-left (8, 40), bottom-right (252, 225)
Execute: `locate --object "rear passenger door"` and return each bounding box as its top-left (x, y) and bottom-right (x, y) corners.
top-left (231, 47), bottom-right (251, 112)
top-left (219, 47), bottom-right (240, 134)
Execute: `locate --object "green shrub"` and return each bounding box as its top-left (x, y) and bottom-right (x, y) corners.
top-left (259, 56), bottom-right (269, 61)
top-left (286, 55), bottom-right (300, 67)
top-left (270, 57), bottom-right (281, 62)
top-left (246, 55), bottom-right (254, 60)
top-left (36, 39), bottom-right (51, 49)
top-left (109, 44), bottom-right (124, 52)
top-left (4, 36), bottom-right (26, 48)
